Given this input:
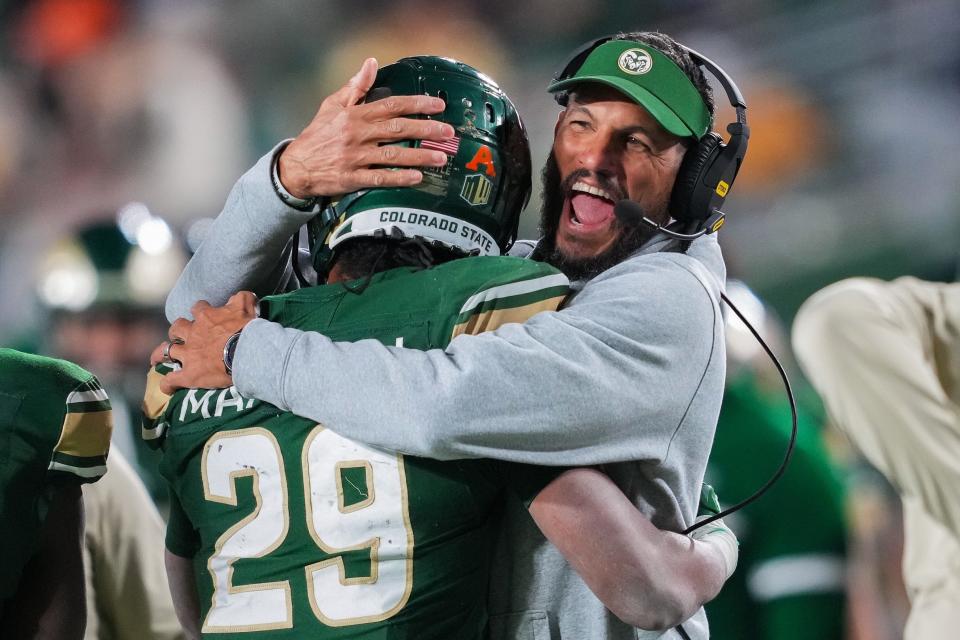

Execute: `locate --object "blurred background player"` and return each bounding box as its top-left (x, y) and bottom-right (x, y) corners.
top-left (32, 211), bottom-right (187, 640)
top-left (705, 281), bottom-right (848, 639)
top-left (0, 348), bottom-right (112, 639)
top-left (0, 0), bottom-right (249, 348)
top-left (34, 207), bottom-right (187, 499)
top-left (793, 277), bottom-right (960, 640)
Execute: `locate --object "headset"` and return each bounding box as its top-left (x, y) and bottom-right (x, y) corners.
top-left (552, 35), bottom-right (750, 240)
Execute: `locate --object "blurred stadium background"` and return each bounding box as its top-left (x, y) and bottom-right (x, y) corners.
top-left (1, 1), bottom-right (956, 638)
top-left (1, 0), bottom-right (958, 337)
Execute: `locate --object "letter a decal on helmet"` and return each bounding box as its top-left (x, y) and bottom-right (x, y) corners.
top-left (465, 146), bottom-right (496, 176)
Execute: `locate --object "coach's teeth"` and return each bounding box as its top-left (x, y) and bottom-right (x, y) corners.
top-left (572, 181), bottom-right (613, 201)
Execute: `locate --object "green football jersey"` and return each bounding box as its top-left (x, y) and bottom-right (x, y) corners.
top-left (145, 256), bottom-right (569, 639)
top-left (705, 373), bottom-right (847, 640)
top-left (0, 348), bottom-right (113, 603)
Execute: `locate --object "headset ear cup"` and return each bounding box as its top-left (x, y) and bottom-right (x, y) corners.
top-left (670, 132), bottom-right (723, 225)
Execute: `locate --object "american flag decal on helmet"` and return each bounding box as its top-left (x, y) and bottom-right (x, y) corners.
top-left (421, 136), bottom-right (461, 155)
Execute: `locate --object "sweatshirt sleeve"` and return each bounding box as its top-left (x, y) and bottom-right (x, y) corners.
top-left (165, 142), bottom-right (317, 322)
top-left (233, 250), bottom-right (724, 466)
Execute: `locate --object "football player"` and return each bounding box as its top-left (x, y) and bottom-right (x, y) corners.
top-left (35, 215), bottom-right (188, 640)
top-left (706, 282), bottom-right (848, 639)
top-left (36, 213), bottom-right (187, 500)
top-left (0, 348), bottom-right (113, 638)
top-left (145, 57), bottom-right (736, 638)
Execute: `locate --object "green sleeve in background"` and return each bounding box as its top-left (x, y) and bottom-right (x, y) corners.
top-left (706, 373), bottom-right (847, 639)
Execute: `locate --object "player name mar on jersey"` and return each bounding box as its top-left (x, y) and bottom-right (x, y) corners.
top-left (176, 386), bottom-right (259, 423)
top-left (142, 363), bottom-right (265, 446)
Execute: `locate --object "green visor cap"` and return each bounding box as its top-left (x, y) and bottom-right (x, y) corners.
top-left (548, 40), bottom-right (711, 139)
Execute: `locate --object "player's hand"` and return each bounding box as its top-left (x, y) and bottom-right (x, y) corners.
top-left (153, 292), bottom-right (259, 394)
top-left (688, 483), bottom-right (739, 581)
top-left (277, 57), bottom-right (455, 200)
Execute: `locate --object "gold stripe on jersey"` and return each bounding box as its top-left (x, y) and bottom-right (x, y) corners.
top-left (143, 367), bottom-right (173, 420)
top-left (55, 410), bottom-right (113, 457)
top-left (456, 273), bottom-right (569, 318)
top-left (142, 363), bottom-right (177, 445)
top-left (452, 295), bottom-right (567, 338)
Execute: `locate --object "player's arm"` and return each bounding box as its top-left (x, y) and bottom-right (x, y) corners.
top-left (528, 469), bottom-right (736, 631)
top-left (12, 369), bottom-right (111, 635)
top-left (161, 481), bottom-right (203, 639)
top-left (144, 363), bottom-right (198, 638)
top-left (142, 363), bottom-right (176, 447)
top-left (1, 358), bottom-right (111, 638)
top-left (229, 254), bottom-right (717, 465)
top-left (165, 550), bottom-right (200, 640)
top-left (793, 277), bottom-right (960, 539)
top-left (5, 484), bottom-right (86, 640)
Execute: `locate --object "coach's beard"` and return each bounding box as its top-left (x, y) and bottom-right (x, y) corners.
top-left (536, 153), bottom-right (653, 282)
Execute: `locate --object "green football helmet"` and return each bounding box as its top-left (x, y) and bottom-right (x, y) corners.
top-left (35, 204), bottom-right (188, 314)
top-left (308, 56), bottom-right (532, 278)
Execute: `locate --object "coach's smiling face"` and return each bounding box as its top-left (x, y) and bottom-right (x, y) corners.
top-left (538, 84), bottom-right (689, 280)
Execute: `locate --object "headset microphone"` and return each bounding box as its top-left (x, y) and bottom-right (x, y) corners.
top-left (613, 199), bottom-right (725, 241)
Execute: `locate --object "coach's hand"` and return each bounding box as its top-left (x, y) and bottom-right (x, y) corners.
top-left (152, 292), bottom-right (259, 394)
top-left (277, 57), bottom-right (454, 200)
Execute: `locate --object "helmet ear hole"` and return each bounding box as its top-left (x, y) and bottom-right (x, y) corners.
top-left (485, 102), bottom-right (495, 124)
top-left (437, 89), bottom-right (448, 103)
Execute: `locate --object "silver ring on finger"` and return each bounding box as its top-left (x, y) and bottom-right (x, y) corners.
top-left (163, 337), bottom-right (185, 362)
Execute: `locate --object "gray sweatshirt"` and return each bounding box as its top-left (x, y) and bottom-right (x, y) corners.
top-left (167, 145), bottom-right (727, 639)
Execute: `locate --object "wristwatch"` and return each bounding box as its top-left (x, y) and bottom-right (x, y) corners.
top-left (222, 331), bottom-right (242, 376)
top-left (271, 141), bottom-right (319, 211)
